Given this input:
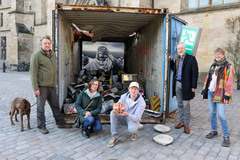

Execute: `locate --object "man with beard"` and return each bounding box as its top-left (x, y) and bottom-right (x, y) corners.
top-left (169, 42), bottom-right (199, 134)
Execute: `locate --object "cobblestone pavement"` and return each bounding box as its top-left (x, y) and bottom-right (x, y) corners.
top-left (0, 71), bottom-right (240, 160)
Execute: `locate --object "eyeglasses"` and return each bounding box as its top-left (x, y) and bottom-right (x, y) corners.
top-left (177, 47), bottom-right (185, 49)
top-left (214, 54), bottom-right (223, 57)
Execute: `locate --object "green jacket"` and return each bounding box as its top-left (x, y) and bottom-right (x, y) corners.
top-left (75, 89), bottom-right (102, 124)
top-left (30, 49), bottom-right (58, 91)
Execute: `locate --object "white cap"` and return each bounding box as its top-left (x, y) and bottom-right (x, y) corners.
top-left (129, 82), bottom-right (139, 89)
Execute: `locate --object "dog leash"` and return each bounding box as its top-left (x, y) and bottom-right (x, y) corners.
top-left (31, 102), bottom-right (37, 107)
top-left (31, 95), bottom-right (38, 107)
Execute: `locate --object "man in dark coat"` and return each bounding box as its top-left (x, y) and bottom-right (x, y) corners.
top-left (169, 42), bottom-right (199, 134)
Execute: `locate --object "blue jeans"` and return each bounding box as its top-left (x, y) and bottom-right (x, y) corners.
top-left (208, 90), bottom-right (229, 137)
top-left (110, 111), bottom-right (139, 138)
top-left (82, 116), bottom-right (102, 132)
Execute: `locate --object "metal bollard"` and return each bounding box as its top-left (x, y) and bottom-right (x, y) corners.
top-left (3, 62), bottom-right (5, 73)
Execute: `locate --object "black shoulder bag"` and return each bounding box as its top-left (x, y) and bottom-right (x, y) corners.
top-left (74, 99), bottom-right (95, 128)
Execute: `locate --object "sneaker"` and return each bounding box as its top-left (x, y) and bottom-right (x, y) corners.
top-left (131, 133), bottom-right (138, 141)
top-left (206, 131), bottom-right (218, 139)
top-left (138, 123), bottom-right (143, 130)
top-left (57, 123), bottom-right (72, 128)
top-left (222, 136), bottom-right (230, 147)
top-left (107, 137), bottom-right (118, 148)
top-left (39, 128), bottom-right (49, 134)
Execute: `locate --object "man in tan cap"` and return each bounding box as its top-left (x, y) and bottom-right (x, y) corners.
top-left (107, 82), bottom-right (146, 148)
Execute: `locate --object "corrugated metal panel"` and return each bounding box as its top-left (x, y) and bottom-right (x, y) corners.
top-left (126, 16), bottom-right (164, 100)
top-left (57, 5), bottom-right (166, 42)
top-left (56, 5), bottom-right (168, 113)
top-left (64, 0), bottom-right (106, 6)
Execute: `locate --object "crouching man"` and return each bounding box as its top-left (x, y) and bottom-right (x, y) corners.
top-left (107, 82), bottom-right (146, 148)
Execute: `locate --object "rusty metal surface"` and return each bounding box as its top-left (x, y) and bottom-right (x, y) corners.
top-left (56, 4), bottom-right (167, 14)
top-left (56, 5), bottom-right (167, 42)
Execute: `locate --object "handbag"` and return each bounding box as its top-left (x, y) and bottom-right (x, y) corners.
top-left (74, 99), bottom-right (95, 128)
top-left (74, 116), bottom-right (81, 128)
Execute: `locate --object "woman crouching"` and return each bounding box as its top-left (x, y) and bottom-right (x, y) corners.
top-left (75, 79), bottom-right (102, 138)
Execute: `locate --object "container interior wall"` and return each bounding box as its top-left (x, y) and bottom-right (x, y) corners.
top-left (57, 11), bottom-right (165, 109)
top-left (58, 13), bottom-right (80, 108)
top-left (126, 16), bottom-right (164, 100)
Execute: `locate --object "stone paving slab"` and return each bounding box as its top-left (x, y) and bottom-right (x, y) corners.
top-left (0, 71), bottom-right (239, 160)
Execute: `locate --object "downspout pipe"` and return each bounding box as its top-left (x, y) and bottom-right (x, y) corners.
top-left (52, 10), bottom-right (55, 53)
top-left (152, 0), bottom-right (154, 8)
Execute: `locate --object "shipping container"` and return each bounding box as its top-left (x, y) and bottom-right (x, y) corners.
top-left (53, 4), bottom-right (187, 124)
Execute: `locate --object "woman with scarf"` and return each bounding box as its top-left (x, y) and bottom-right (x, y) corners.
top-left (75, 79), bottom-right (102, 138)
top-left (202, 48), bottom-right (235, 147)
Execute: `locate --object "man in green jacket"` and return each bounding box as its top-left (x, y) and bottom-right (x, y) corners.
top-left (30, 35), bottom-right (71, 134)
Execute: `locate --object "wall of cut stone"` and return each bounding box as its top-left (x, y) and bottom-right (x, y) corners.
top-left (154, 0), bottom-right (181, 13)
top-left (154, 0), bottom-right (240, 83)
top-left (107, 0), bottom-right (152, 8)
top-left (31, 0), bottom-right (55, 54)
top-left (0, 0), bottom-right (11, 8)
top-left (178, 8), bottom-right (240, 73)
top-left (18, 33), bottom-right (33, 63)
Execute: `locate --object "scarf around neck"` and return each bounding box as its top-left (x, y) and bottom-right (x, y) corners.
top-left (87, 89), bottom-right (97, 99)
top-left (210, 57), bottom-right (227, 76)
top-left (214, 57), bottom-right (226, 66)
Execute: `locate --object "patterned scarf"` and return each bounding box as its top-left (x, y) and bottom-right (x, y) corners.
top-left (210, 57), bottom-right (227, 75)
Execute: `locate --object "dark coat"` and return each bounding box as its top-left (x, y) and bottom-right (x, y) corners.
top-left (170, 53), bottom-right (199, 100)
top-left (75, 89), bottom-right (102, 124)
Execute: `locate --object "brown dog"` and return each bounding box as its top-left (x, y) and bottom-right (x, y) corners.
top-left (9, 98), bottom-right (31, 132)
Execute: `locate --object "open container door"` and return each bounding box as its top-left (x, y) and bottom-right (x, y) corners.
top-left (165, 15), bottom-right (187, 119)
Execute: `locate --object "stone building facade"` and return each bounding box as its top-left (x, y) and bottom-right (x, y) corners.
top-left (0, 0), bottom-right (54, 70)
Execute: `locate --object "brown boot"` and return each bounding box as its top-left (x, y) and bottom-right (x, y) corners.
top-left (175, 122), bottom-right (184, 129)
top-left (184, 126), bottom-right (190, 134)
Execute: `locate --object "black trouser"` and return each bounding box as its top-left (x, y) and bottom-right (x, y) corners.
top-left (37, 87), bottom-right (65, 129)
